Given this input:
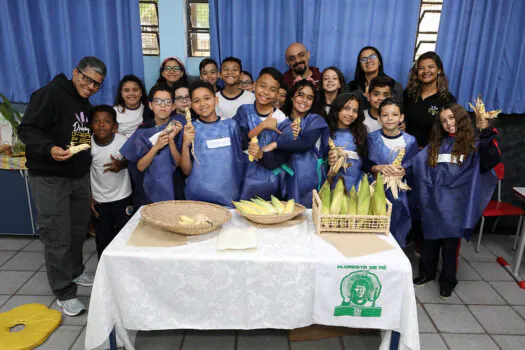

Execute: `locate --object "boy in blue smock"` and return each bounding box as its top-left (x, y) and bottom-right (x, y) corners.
top-left (120, 83), bottom-right (184, 204)
top-left (180, 82), bottom-right (245, 206)
top-left (412, 103), bottom-right (500, 299)
top-left (367, 98), bottom-right (419, 247)
top-left (233, 67), bottom-right (289, 200)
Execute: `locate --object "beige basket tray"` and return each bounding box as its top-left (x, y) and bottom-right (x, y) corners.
top-left (140, 200), bottom-right (232, 235)
top-left (236, 202), bottom-right (306, 225)
top-left (312, 190), bottom-right (391, 235)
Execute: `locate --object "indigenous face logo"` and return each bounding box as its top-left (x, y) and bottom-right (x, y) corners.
top-left (334, 270), bottom-right (382, 317)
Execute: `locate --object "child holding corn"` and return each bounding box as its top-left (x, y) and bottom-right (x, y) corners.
top-left (180, 82), bottom-right (245, 206)
top-left (368, 98), bottom-right (419, 247)
top-left (262, 80), bottom-right (328, 208)
top-left (411, 103), bottom-right (500, 299)
top-left (233, 67), bottom-right (288, 200)
top-left (120, 83), bottom-right (184, 204)
top-left (326, 93), bottom-right (371, 192)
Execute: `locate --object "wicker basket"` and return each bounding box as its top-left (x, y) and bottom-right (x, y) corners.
top-left (312, 190), bottom-right (391, 235)
top-left (140, 200), bottom-right (232, 235)
top-left (236, 202), bottom-right (306, 225)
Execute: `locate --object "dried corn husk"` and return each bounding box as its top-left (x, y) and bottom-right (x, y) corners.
top-left (327, 138), bottom-right (351, 177)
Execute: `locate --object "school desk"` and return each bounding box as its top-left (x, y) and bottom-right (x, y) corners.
top-left (85, 209), bottom-right (420, 350)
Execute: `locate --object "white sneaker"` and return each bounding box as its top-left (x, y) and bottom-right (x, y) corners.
top-left (57, 298), bottom-right (86, 316)
top-left (73, 272), bottom-right (94, 287)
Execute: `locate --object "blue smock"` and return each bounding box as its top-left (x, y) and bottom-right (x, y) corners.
top-left (367, 130), bottom-right (419, 247)
top-left (184, 117), bottom-right (245, 207)
top-left (412, 136), bottom-right (498, 240)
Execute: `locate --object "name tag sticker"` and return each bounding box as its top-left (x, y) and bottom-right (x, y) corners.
top-left (437, 153), bottom-right (464, 164)
top-left (207, 137), bottom-right (231, 149)
top-left (344, 150), bottom-right (360, 160)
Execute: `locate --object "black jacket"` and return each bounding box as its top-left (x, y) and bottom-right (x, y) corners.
top-left (18, 74), bottom-right (93, 177)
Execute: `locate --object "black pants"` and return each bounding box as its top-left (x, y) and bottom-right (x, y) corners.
top-left (29, 174), bottom-right (90, 301)
top-left (93, 196), bottom-right (133, 258)
top-left (419, 237), bottom-right (461, 290)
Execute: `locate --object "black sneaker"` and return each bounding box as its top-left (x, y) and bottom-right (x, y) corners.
top-left (413, 276), bottom-right (433, 287)
top-left (439, 287), bottom-right (452, 300)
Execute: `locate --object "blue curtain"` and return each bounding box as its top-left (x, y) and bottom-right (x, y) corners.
top-left (209, 0), bottom-right (420, 86)
top-left (436, 0), bottom-right (525, 113)
top-left (0, 0), bottom-right (144, 105)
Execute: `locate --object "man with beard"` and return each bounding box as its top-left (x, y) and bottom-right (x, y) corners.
top-left (283, 42), bottom-right (322, 89)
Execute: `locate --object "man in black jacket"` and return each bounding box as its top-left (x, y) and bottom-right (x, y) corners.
top-left (18, 56), bottom-right (106, 316)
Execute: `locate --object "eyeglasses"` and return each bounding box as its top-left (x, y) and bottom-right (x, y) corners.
top-left (174, 96), bottom-right (191, 102)
top-left (238, 81), bottom-right (253, 87)
top-left (152, 98), bottom-right (173, 106)
top-left (78, 69), bottom-right (103, 90)
top-left (359, 54), bottom-right (378, 63)
top-left (163, 66), bottom-right (182, 73)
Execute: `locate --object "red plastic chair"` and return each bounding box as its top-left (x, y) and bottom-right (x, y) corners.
top-left (476, 164), bottom-right (524, 253)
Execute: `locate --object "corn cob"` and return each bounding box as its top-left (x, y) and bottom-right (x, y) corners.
top-left (240, 200), bottom-right (268, 214)
top-left (347, 186), bottom-right (357, 215)
top-left (468, 95), bottom-right (501, 123)
top-left (178, 215), bottom-right (196, 225)
top-left (284, 199), bottom-right (295, 214)
top-left (292, 117), bottom-right (301, 139)
top-left (249, 136), bottom-right (258, 162)
top-left (271, 195), bottom-right (284, 214)
top-left (357, 176), bottom-right (370, 227)
top-left (319, 180), bottom-right (332, 214)
top-left (163, 120), bottom-right (177, 134)
top-left (69, 143), bottom-right (90, 155)
top-left (251, 197), bottom-right (278, 214)
top-left (327, 137), bottom-right (351, 177)
top-left (392, 148), bottom-right (405, 167)
top-left (330, 177), bottom-right (345, 214)
top-left (185, 108), bottom-right (199, 165)
top-left (371, 173), bottom-right (387, 215)
top-left (341, 192), bottom-right (349, 215)
top-left (233, 201), bottom-right (262, 215)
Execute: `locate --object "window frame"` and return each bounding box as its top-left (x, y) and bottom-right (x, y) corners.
top-left (413, 0), bottom-right (444, 61)
top-left (140, 0), bottom-right (160, 56)
top-left (186, 0), bottom-right (211, 57)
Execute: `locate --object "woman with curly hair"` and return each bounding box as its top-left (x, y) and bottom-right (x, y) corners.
top-left (403, 51), bottom-right (456, 148)
top-left (411, 103), bottom-right (500, 300)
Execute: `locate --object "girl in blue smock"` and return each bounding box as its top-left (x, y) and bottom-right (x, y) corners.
top-left (120, 83), bottom-right (184, 204)
top-left (233, 67), bottom-right (288, 200)
top-left (326, 93), bottom-right (370, 192)
top-left (263, 80), bottom-right (329, 208)
top-left (180, 82), bottom-right (245, 207)
top-left (367, 98), bottom-right (419, 247)
top-left (412, 103), bottom-right (500, 299)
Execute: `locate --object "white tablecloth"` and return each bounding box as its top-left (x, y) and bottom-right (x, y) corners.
top-left (86, 210), bottom-right (419, 350)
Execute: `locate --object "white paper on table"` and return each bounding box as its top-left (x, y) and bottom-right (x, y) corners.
top-left (217, 224), bottom-right (257, 250)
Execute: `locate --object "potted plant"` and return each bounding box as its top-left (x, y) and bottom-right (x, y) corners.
top-left (0, 93), bottom-right (25, 154)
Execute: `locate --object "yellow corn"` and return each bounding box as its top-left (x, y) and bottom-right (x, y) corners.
top-left (357, 176), bottom-right (370, 215)
top-left (371, 173), bottom-right (387, 215)
top-left (271, 195), bottom-right (284, 214)
top-left (392, 148), bottom-right (405, 167)
top-left (233, 201), bottom-right (260, 215)
top-left (341, 192), bottom-right (349, 215)
top-left (240, 200), bottom-right (268, 214)
top-left (330, 177), bottom-right (345, 214)
top-left (319, 180), bottom-right (332, 214)
top-left (284, 199), bottom-right (295, 214)
top-left (347, 186), bottom-right (357, 215)
top-left (252, 197), bottom-right (278, 214)
top-left (249, 136), bottom-right (258, 162)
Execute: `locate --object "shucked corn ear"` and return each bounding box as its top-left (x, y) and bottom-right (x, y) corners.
top-left (330, 177), bottom-right (345, 214)
top-left (284, 199), bottom-right (295, 214)
top-left (185, 108), bottom-right (199, 165)
top-left (392, 148), bottom-right (405, 167)
top-left (249, 136), bottom-right (258, 162)
top-left (319, 180), bottom-right (332, 214)
top-left (271, 195), bottom-right (284, 214)
top-left (251, 197), bottom-right (278, 214)
top-left (347, 186), bottom-right (357, 215)
top-left (240, 200), bottom-right (267, 214)
top-left (370, 173), bottom-right (387, 215)
top-left (69, 143), bottom-right (90, 155)
top-left (233, 201), bottom-right (263, 215)
top-left (292, 117), bottom-right (301, 139)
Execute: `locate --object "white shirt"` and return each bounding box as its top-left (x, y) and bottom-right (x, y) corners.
top-left (381, 133), bottom-right (407, 152)
top-left (90, 134), bottom-right (132, 203)
top-left (259, 108), bottom-right (287, 124)
top-left (114, 104), bottom-right (144, 138)
top-left (216, 90), bottom-right (256, 119)
top-left (363, 109), bottom-right (382, 133)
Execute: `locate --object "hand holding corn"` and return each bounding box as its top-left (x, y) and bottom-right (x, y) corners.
top-left (469, 95), bottom-right (501, 130)
top-left (248, 137), bottom-right (262, 161)
top-left (382, 148), bottom-right (410, 199)
top-left (292, 117), bottom-right (301, 139)
top-left (327, 137), bottom-right (350, 177)
top-left (185, 108), bottom-right (199, 164)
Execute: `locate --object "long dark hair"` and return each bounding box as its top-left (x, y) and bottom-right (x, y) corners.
top-left (318, 67), bottom-right (346, 113)
top-left (352, 46), bottom-right (385, 91)
top-left (156, 57), bottom-right (188, 85)
top-left (427, 103), bottom-right (476, 167)
top-left (327, 93), bottom-right (368, 159)
top-left (114, 75), bottom-right (148, 113)
top-left (406, 51), bottom-right (450, 102)
top-left (281, 80), bottom-right (320, 117)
